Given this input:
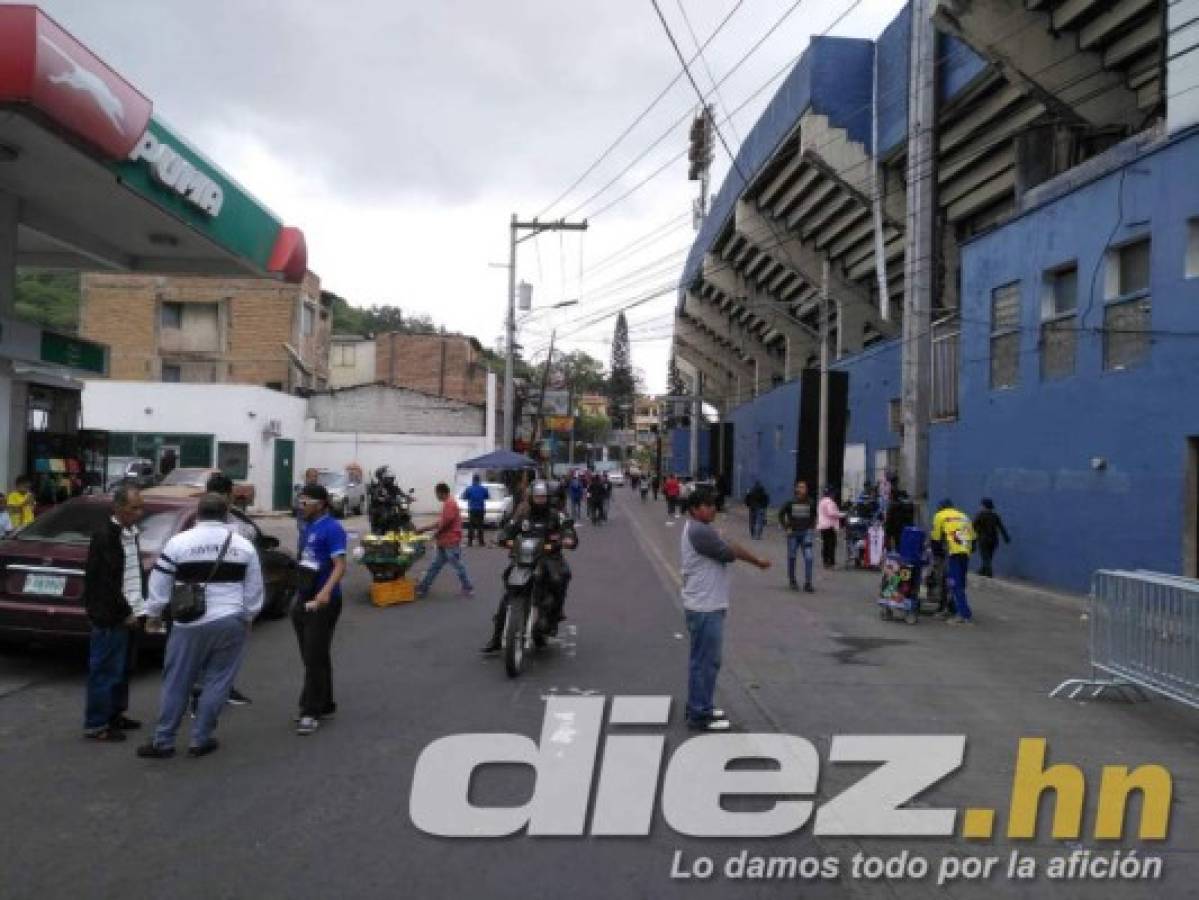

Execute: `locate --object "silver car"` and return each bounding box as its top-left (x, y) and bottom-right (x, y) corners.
top-left (318, 470), bottom-right (366, 518)
top-left (455, 482), bottom-right (513, 527)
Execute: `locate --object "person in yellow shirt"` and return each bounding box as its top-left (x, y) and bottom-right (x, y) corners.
top-left (6, 475), bottom-right (35, 530)
top-left (930, 499), bottom-right (976, 624)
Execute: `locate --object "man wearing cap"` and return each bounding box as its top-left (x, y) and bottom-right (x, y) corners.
top-left (931, 499), bottom-right (976, 625)
top-left (293, 483), bottom-right (348, 736)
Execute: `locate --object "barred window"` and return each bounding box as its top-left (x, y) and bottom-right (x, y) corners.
top-left (932, 315), bottom-right (959, 419)
top-left (1040, 265), bottom-right (1077, 381)
top-left (1104, 296), bottom-right (1151, 371)
top-left (990, 282), bottom-right (1021, 389)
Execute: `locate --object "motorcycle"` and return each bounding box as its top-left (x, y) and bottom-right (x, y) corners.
top-left (500, 525), bottom-right (561, 678)
top-left (368, 471), bottom-right (415, 536)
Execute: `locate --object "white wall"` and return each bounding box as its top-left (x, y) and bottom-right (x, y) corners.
top-left (81, 381), bottom-right (309, 512)
top-left (328, 340), bottom-right (376, 389)
top-left (303, 424), bottom-right (491, 515)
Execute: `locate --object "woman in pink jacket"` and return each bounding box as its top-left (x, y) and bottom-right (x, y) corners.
top-left (817, 488), bottom-right (843, 568)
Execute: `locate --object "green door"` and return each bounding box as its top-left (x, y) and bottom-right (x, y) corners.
top-left (273, 439), bottom-right (295, 511)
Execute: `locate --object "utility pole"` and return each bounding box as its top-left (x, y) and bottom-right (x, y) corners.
top-left (902, 0), bottom-right (936, 518)
top-left (503, 215), bottom-right (588, 451)
top-left (530, 329), bottom-right (556, 471)
top-left (818, 258), bottom-right (830, 494)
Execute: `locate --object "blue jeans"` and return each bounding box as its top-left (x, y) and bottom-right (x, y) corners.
top-left (749, 508), bottom-right (766, 539)
top-left (154, 616), bottom-right (248, 749)
top-left (418, 546), bottom-right (473, 594)
top-left (84, 625), bottom-right (135, 730)
top-left (570, 498), bottom-right (582, 521)
top-left (786, 530), bottom-right (814, 586)
top-left (947, 554), bottom-right (972, 620)
top-left (684, 609), bottom-right (725, 723)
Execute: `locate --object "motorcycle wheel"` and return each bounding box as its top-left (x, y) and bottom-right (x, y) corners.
top-left (503, 594), bottom-right (527, 678)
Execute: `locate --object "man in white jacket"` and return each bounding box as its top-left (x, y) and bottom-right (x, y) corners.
top-left (137, 493), bottom-right (264, 759)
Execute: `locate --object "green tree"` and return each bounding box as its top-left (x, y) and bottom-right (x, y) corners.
top-left (608, 312), bottom-right (635, 429)
top-left (15, 270), bottom-right (80, 333)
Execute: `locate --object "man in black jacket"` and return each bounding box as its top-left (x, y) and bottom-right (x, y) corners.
top-left (744, 480), bottom-right (769, 540)
top-left (778, 480), bottom-right (817, 592)
top-left (83, 485), bottom-right (147, 742)
top-left (973, 498), bottom-right (1011, 577)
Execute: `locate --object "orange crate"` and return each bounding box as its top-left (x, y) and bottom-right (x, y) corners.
top-left (370, 578), bottom-right (416, 607)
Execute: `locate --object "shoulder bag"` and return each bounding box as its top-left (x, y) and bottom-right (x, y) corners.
top-left (169, 531), bottom-right (232, 624)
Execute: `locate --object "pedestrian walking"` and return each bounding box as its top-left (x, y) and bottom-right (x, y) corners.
top-left (82, 484), bottom-right (147, 743)
top-left (744, 480), bottom-right (769, 540)
top-left (932, 499), bottom-right (976, 625)
top-left (462, 474), bottom-right (490, 547)
top-left (778, 480), bottom-right (816, 592)
top-left (293, 483), bottom-right (348, 735)
top-left (680, 487), bottom-right (770, 732)
top-left (973, 497), bottom-right (1011, 577)
top-left (817, 488), bottom-right (842, 568)
top-left (651, 472), bottom-right (661, 501)
top-left (568, 473), bottom-right (584, 521)
top-left (415, 482), bottom-right (474, 599)
top-left (136, 494), bottom-right (264, 759)
top-left (639, 476), bottom-right (649, 503)
top-left (663, 474), bottom-right (681, 519)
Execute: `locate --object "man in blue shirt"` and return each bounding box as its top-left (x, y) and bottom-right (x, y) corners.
top-left (462, 474), bottom-right (490, 547)
top-left (567, 473), bottom-right (584, 521)
top-left (293, 483), bottom-right (347, 736)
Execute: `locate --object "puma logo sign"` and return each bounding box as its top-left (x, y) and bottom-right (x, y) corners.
top-left (39, 34), bottom-right (126, 135)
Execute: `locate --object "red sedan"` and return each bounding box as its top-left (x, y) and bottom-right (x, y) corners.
top-left (0, 494), bottom-right (295, 647)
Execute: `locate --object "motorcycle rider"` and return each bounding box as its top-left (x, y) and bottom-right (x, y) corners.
top-left (481, 480), bottom-right (578, 654)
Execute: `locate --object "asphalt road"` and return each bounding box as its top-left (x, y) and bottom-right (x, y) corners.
top-left (1, 493), bottom-right (1196, 899)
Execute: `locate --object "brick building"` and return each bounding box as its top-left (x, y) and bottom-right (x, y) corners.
top-left (374, 332), bottom-right (487, 405)
top-left (79, 271), bottom-right (330, 393)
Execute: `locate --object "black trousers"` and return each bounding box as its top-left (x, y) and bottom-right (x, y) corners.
top-left (292, 596), bottom-right (342, 717)
top-left (978, 541), bottom-right (997, 576)
top-left (466, 510), bottom-right (486, 546)
top-left (820, 528), bottom-right (837, 566)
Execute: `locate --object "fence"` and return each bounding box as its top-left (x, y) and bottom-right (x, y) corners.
top-left (1051, 570), bottom-right (1199, 708)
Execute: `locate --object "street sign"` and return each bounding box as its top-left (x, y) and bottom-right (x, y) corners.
top-left (545, 415), bottom-right (574, 431)
top-left (540, 390), bottom-right (571, 417)
top-left (40, 331), bottom-right (108, 375)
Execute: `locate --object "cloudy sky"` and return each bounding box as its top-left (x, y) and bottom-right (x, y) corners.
top-left (42, 0), bottom-right (907, 391)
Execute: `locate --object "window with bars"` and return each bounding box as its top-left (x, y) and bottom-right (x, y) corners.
top-left (1103, 237), bottom-right (1151, 371)
top-left (1040, 264), bottom-right (1077, 380)
top-left (932, 315), bottom-right (960, 419)
top-left (990, 282), bottom-right (1021, 389)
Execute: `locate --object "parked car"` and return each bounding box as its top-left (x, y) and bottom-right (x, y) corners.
top-left (105, 456), bottom-right (157, 491)
top-left (143, 467), bottom-right (255, 509)
top-left (606, 469), bottom-right (625, 486)
top-left (317, 469), bottom-right (365, 518)
top-left (0, 494), bottom-right (295, 648)
top-left (454, 482), bottom-right (513, 527)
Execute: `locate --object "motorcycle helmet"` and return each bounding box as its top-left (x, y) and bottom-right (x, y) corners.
top-left (530, 480), bottom-right (550, 509)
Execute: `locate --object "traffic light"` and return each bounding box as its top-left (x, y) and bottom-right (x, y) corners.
top-left (687, 107), bottom-right (713, 182)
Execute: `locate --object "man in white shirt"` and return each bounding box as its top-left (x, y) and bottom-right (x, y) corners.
top-left (137, 493), bottom-right (264, 759)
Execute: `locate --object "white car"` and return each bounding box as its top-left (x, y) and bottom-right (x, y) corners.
top-left (456, 482), bottom-right (513, 527)
top-left (606, 470), bottom-right (625, 486)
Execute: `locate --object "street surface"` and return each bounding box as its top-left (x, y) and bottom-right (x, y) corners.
top-left (1, 491), bottom-right (1196, 899)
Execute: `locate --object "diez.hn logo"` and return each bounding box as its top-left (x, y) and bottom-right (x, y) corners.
top-left (409, 695), bottom-right (1172, 841)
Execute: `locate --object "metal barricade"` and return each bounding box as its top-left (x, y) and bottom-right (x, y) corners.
top-left (1051, 570), bottom-right (1199, 708)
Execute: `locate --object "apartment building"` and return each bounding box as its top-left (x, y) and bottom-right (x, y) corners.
top-left (79, 271), bottom-right (330, 393)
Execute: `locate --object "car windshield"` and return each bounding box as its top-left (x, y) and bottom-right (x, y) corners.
top-left (460, 483), bottom-right (508, 500)
top-left (318, 472), bottom-right (347, 488)
top-left (159, 468), bottom-right (209, 487)
top-left (13, 503), bottom-right (181, 553)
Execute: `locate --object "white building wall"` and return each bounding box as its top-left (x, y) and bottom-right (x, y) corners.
top-left (303, 424), bottom-right (491, 515)
top-left (1170, 0), bottom-right (1199, 133)
top-left (81, 381), bottom-right (308, 512)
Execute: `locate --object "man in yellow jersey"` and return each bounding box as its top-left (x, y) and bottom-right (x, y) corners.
top-left (7, 474), bottom-right (35, 530)
top-left (931, 498), bottom-right (976, 625)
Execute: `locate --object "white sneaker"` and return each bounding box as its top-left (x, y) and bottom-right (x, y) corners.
top-left (296, 716), bottom-right (320, 736)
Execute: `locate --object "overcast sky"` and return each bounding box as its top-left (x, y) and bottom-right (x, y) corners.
top-left (41, 0), bottom-right (907, 392)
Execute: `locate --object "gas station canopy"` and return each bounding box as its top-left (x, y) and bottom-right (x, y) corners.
top-left (0, 4), bottom-right (307, 282)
